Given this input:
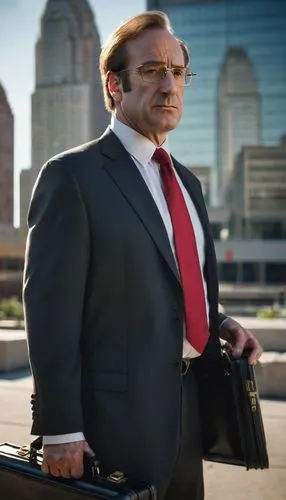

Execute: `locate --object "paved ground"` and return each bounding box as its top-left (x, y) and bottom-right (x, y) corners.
top-left (0, 369), bottom-right (285, 499)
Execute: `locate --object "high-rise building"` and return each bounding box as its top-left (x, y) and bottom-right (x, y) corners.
top-left (147, 0), bottom-right (286, 205)
top-left (20, 0), bottom-right (108, 229)
top-left (231, 136), bottom-right (286, 240)
top-left (217, 47), bottom-right (261, 200)
top-left (0, 83), bottom-right (14, 226)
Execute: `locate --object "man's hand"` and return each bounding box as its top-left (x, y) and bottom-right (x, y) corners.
top-left (41, 440), bottom-right (95, 479)
top-left (219, 317), bottom-right (263, 365)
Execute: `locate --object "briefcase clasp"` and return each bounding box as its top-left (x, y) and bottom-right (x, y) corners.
top-left (106, 470), bottom-right (126, 483)
top-left (17, 445), bottom-right (30, 458)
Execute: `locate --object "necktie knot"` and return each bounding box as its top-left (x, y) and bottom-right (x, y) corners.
top-left (152, 148), bottom-right (172, 173)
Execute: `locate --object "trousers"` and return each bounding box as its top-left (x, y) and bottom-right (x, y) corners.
top-left (163, 366), bottom-right (204, 500)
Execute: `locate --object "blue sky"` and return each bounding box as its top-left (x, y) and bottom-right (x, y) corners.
top-left (0, 0), bottom-right (145, 223)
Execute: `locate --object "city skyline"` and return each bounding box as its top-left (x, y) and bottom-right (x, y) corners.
top-left (1, 0), bottom-right (286, 226)
top-left (146, 0), bottom-right (286, 206)
top-left (0, 0), bottom-right (145, 225)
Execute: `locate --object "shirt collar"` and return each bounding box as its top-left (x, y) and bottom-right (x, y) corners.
top-left (110, 115), bottom-right (170, 167)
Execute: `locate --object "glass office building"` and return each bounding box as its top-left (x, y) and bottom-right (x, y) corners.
top-left (147, 0), bottom-right (286, 204)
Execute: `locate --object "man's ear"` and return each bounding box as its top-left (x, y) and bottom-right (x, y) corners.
top-left (107, 71), bottom-right (122, 102)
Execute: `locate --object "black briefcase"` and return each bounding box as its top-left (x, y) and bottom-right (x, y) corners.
top-left (0, 438), bottom-right (156, 499)
top-left (196, 350), bottom-right (269, 470)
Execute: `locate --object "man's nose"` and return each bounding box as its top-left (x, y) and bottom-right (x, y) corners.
top-left (159, 70), bottom-right (178, 94)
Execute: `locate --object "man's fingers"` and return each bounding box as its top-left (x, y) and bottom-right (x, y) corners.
top-left (70, 464), bottom-right (84, 479)
top-left (83, 441), bottom-right (96, 458)
top-left (51, 460), bottom-right (73, 479)
top-left (41, 441), bottom-right (96, 479)
top-left (248, 344), bottom-right (263, 365)
top-left (230, 346), bottom-right (242, 358)
top-left (229, 326), bottom-right (246, 357)
top-left (48, 464), bottom-right (61, 477)
top-left (42, 457), bottom-right (83, 479)
top-left (221, 319), bottom-right (263, 364)
top-left (53, 461), bottom-right (83, 479)
top-left (59, 468), bottom-right (72, 479)
top-left (42, 441), bottom-right (88, 479)
top-left (41, 462), bottom-right (50, 475)
top-left (242, 329), bottom-right (263, 365)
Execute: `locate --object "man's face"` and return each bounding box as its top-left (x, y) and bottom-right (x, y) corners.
top-left (112, 28), bottom-right (186, 146)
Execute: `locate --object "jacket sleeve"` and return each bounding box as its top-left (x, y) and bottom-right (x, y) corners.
top-left (23, 160), bottom-right (90, 435)
top-left (218, 312), bottom-right (229, 328)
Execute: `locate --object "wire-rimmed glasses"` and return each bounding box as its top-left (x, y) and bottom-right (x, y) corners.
top-left (118, 64), bottom-right (196, 86)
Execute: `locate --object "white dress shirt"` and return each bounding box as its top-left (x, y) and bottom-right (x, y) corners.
top-left (43, 117), bottom-right (210, 445)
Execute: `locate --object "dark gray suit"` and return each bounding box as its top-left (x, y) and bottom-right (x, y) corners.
top-left (24, 128), bottom-right (224, 497)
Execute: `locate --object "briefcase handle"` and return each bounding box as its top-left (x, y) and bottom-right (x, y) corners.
top-left (29, 437), bottom-right (101, 478)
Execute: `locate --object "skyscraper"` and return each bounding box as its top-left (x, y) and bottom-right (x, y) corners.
top-left (147, 0), bottom-right (286, 205)
top-left (0, 83), bottom-right (14, 226)
top-left (20, 0), bottom-right (108, 229)
top-left (217, 47), bottom-right (260, 201)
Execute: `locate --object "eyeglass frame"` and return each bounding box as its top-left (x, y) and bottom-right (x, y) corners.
top-left (117, 63), bottom-right (196, 87)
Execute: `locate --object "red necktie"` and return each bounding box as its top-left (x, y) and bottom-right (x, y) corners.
top-left (152, 148), bottom-right (210, 354)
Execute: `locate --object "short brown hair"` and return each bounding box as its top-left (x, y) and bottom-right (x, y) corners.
top-left (99, 11), bottom-right (190, 112)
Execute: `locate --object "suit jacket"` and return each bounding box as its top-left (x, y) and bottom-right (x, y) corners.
top-left (23, 128), bottom-right (225, 493)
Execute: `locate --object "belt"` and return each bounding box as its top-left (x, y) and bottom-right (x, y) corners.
top-left (181, 358), bottom-right (195, 376)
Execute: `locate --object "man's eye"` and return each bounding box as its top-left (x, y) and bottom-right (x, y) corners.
top-left (142, 67), bottom-right (158, 75)
top-left (173, 69), bottom-right (184, 78)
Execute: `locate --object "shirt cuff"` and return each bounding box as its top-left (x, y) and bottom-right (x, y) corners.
top-left (43, 432), bottom-right (85, 445)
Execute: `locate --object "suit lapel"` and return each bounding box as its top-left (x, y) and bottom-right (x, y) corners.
top-left (99, 129), bottom-right (181, 285)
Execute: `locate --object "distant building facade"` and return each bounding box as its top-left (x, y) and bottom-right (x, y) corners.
top-left (187, 165), bottom-right (211, 206)
top-left (0, 83), bottom-right (14, 226)
top-left (148, 0), bottom-right (286, 205)
top-left (0, 225), bottom-right (24, 299)
top-left (231, 137), bottom-right (286, 240)
top-left (20, 0), bottom-right (108, 229)
top-left (217, 47), bottom-right (261, 201)
top-left (215, 239), bottom-right (286, 285)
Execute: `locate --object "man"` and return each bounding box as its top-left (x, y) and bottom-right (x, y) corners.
top-left (23, 11), bottom-right (262, 500)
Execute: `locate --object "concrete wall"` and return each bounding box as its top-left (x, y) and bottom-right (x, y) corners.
top-left (215, 240), bottom-right (286, 262)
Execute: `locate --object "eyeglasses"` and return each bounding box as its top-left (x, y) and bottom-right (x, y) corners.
top-left (118, 64), bottom-right (196, 86)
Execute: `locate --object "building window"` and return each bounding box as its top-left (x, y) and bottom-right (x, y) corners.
top-left (265, 263), bottom-right (286, 283)
top-left (219, 263), bottom-right (238, 282)
top-left (242, 263), bottom-right (259, 282)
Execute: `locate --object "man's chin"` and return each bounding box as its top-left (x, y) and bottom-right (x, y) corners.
top-left (153, 108), bottom-right (181, 128)
top-left (159, 121), bottom-right (179, 132)
top-left (151, 116), bottom-right (180, 132)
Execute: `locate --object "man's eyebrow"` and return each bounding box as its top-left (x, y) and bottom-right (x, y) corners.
top-left (140, 60), bottom-right (185, 68)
